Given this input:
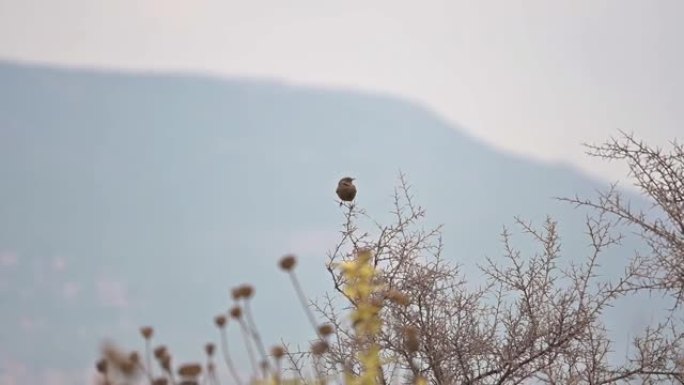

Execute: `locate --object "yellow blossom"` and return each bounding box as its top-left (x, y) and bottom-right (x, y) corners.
top-left (338, 248), bottom-right (383, 385)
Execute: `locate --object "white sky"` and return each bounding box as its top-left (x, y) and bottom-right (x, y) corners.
top-left (1, 0), bottom-right (682, 182)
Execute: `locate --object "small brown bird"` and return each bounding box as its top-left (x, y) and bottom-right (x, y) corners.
top-left (336, 177), bottom-right (357, 205)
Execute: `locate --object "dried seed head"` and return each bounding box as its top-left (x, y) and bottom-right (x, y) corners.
top-left (101, 342), bottom-right (138, 376)
top-left (317, 323), bottom-right (335, 337)
top-left (140, 326), bottom-right (154, 340)
top-left (96, 359), bottom-right (107, 374)
top-left (160, 354), bottom-right (172, 371)
top-left (370, 295), bottom-right (384, 308)
top-left (129, 351), bottom-right (140, 364)
top-left (153, 346), bottom-right (167, 360)
top-left (386, 289), bottom-right (410, 306)
top-left (355, 247), bottom-right (373, 262)
top-left (204, 343), bottom-right (215, 357)
top-left (310, 340), bottom-right (329, 356)
top-left (178, 363), bottom-right (202, 377)
top-left (238, 284), bottom-right (254, 299)
top-left (214, 315), bottom-right (227, 328)
top-left (279, 255), bottom-right (297, 271)
top-left (229, 306), bottom-right (242, 319)
top-left (231, 287), bottom-right (241, 300)
top-left (403, 326), bottom-right (420, 353)
top-left (271, 345), bottom-right (286, 360)
top-left (118, 360), bottom-right (136, 375)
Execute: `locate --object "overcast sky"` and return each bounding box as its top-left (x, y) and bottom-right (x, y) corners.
top-left (1, 0), bottom-right (682, 182)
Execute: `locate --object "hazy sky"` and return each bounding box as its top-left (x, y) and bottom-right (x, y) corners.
top-left (1, 0), bottom-right (682, 181)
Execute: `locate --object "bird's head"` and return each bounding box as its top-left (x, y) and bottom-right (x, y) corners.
top-left (339, 177), bottom-right (355, 184)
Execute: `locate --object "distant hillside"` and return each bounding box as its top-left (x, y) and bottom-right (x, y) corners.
top-left (0, 61), bottom-right (654, 384)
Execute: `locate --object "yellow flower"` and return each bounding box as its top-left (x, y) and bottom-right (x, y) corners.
top-left (338, 248), bottom-right (384, 385)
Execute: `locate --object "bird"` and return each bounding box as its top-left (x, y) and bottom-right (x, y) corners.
top-left (336, 177), bottom-right (357, 205)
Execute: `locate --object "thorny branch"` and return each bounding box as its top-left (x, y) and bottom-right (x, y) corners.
top-left (317, 163), bottom-right (684, 385)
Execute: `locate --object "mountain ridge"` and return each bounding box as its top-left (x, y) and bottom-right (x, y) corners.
top-left (0, 57), bottom-right (599, 175)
